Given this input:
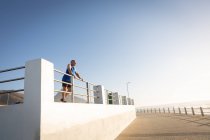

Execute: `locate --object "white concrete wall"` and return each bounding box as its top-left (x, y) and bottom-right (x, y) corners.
top-left (41, 103), bottom-right (136, 140)
top-left (0, 58), bottom-right (136, 140)
top-left (0, 104), bottom-right (24, 140)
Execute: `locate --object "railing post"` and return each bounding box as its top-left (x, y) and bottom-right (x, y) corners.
top-left (191, 107), bottom-right (195, 115)
top-left (163, 108), bottom-right (165, 114)
top-left (173, 107), bottom-right (175, 114)
top-left (155, 108), bottom-right (156, 113)
top-left (168, 108), bottom-right (170, 113)
top-left (178, 107), bottom-right (181, 114)
top-left (159, 108), bottom-right (161, 113)
top-left (86, 82), bottom-right (89, 103)
top-left (200, 107), bottom-right (204, 116)
top-left (7, 93), bottom-right (10, 105)
top-left (184, 107), bottom-right (187, 115)
top-left (70, 75), bottom-right (74, 103)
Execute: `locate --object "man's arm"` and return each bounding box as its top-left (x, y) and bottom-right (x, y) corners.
top-left (75, 72), bottom-right (83, 81)
top-left (67, 64), bottom-right (74, 76)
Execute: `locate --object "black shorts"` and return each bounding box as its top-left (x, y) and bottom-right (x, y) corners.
top-left (62, 81), bottom-right (71, 87)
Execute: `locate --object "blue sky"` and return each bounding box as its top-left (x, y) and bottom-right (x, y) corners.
top-left (1, 0), bottom-right (210, 106)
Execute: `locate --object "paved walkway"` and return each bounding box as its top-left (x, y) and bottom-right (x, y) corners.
top-left (116, 113), bottom-right (210, 140)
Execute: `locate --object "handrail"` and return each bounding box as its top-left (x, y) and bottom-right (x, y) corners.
top-left (0, 77), bottom-right (24, 84)
top-left (137, 106), bottom-right (210, 117)
top-left (54, 79), bottom-right (96, 92)
top-left (54, 69), bottom-right (96, 86)
top-left (0, 66), bottom-right (25, 105)
top-left (105, 89), bottom-right (114, 93)
top-left (73, 84), bottom-right (96, 92)
top-left (54, 79), bottom-right (73, 86)
top-left (0, 66), bottom-right (25, 73)
top-left (54, 90), bottom-right (98, 98)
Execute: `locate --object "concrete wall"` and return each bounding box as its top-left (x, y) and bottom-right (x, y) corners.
top-left (41, 103), bottom-right (135, 140)
top-left (0, 58), bottom-right (136, 140)
top-left (0, 104), bottom-right (24, 140)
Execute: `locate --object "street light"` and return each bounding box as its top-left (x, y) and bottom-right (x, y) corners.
top-left (126, 82), bottom-right (131, 98)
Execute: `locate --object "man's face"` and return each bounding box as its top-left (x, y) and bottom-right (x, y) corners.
top-left (71, 60), bottom-right (76, 66)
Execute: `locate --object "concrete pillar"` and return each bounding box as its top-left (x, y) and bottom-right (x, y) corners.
top-left (23, 59), bottom-right (54, 140)
top-left (112, 92), bottom-right (119, 105)
top-left (131, 99), bottom-right (134, 105)
top-left (121, 96), bottom-right (127, 105)
top-left (127, 98), bottom-right (131, 105)
top-left (93, 85), bottom-right (106, 104)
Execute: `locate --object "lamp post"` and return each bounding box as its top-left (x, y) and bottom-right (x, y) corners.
top-left (126, 82), bottom-right (131, 98)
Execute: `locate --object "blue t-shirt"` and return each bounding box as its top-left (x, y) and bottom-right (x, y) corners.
top-left (62, 66), bottom-right (76, 82)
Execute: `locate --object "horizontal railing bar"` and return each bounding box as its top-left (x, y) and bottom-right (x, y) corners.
top-left (54, 69), bottom-right (73, 78)
top-left (54, 79), bottom-right (72, 86)
top-left (107, 99), bottom-right (117, 101)
top-left (84, 88), bottom-right (96, 93)
top-left (105, 89), bottom-right (114, 93)
top-left (0, 66), bottom-right (25, 73)
top-left (54, 90), bottom-right (98, 98)
top-left (87, 82), bottom-right (95, 86)
top-left (86, 95), bottom-right (98, 98)
top-left (0, 89), bottom-right (24, 94)
top-left (54, 90), bottom-right (72, 94)
top-left (73, 85), bottom-right (96, 92)
top-left (72, 85), bottom-right (97, 92)
top-left (74, 85), bottom-right (89, 90)
top-left (0, 77), bottom-right (24, 83)
top-left (54, 69), bottom-right (96, 86)
top-left (54, 79), bottom-right (96, 92)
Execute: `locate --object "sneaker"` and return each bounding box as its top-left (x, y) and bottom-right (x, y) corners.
top-left (63, 99), bottom-right (67, 102)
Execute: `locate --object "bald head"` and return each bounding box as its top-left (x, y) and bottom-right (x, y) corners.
top-left (71, 60), bottom-right (76, 66)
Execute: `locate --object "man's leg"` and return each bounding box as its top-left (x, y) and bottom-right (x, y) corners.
top-left (65, 85), bottom-right (72, 98)
top-left (61, 86), bottom-right (68, 102)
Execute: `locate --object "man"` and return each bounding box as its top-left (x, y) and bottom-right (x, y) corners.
top-left (61, 60), bottom-right (83, 102)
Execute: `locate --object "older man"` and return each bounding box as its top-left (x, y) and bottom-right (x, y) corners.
top-left (61, 60), bottom-right (83, 102)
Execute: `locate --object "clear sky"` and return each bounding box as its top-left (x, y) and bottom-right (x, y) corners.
top-left (1, 0), bottom-right (210, 106)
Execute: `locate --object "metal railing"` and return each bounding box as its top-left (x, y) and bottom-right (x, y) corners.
top-left (54, 69), bottom-right (98, 103)
top-left (0, 66), bottom-right (25, 73)
top-left (0, 66), bottom-right (25, 105)
top-left (136, 107), bottom-right (210, 117)
top-left (54, 69), bottom-right (134, 105)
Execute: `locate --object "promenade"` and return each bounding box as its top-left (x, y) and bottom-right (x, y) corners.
top-left (116, 113), bottom-right (210, 140)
